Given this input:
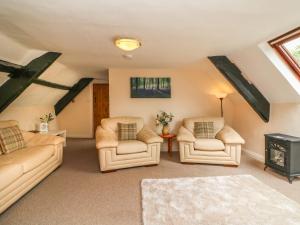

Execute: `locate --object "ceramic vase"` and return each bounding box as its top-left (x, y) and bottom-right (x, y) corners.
top-left (162, 125), bottom-right (169, 135)
top-left (39, 122), bottom-right (48, 132)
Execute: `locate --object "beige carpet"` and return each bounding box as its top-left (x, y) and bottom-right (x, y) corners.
top-left (0, 139), bottom-right (300, 225)
top-left (142, 175), bottom-right (300, 225)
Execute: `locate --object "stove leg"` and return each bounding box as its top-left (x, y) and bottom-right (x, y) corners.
top-left (288, 177), bottom-right (294, 184)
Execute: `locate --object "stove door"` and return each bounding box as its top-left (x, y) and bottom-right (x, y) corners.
top-left (267, 141), bottom-right (288, 172)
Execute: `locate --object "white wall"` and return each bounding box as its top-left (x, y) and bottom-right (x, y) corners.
top-left (232, 99), bottom-right (300, 160)
top-left (56, 84), bottom-right (94, 138)
top-left (109, 58), bottom-right (235, 134)
top-left (56, 79), bottom-right (108, 138)
top-left (0, 105), bottom-right (58, 131)
top-left (229, 42), bottom-right (300, 160)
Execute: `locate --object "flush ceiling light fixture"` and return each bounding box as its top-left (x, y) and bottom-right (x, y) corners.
top-left (115, 38), bottom-right (141, 51)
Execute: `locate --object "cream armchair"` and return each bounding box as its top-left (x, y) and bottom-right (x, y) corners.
top-left (177, 117), bottom-right (245, 166)
top-left (95, 117), bottom-right (163, 172)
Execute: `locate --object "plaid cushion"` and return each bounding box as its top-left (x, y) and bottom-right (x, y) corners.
top-left (194, 122), bottom-right (214, 139)
top-left (118, 123), bottom-right (137, 141)
top-left (0, 125), bottom-right (26, 154)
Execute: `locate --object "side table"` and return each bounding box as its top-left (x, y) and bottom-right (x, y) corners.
top-left (160, 134), bottom-right (176, 156)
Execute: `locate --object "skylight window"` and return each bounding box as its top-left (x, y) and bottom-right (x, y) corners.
top-left (269, 27), bottom-right (300, 78)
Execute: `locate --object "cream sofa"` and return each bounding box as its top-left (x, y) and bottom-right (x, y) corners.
top-left (96, 117), bottom-right (163, 172)
top-left (0, 120), bottom-right (64, 214)
top-left (177, 117), bottom-right (245, 166)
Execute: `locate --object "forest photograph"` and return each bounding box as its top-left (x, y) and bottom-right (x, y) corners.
top-left (130, 77), bottom-right (171, 98)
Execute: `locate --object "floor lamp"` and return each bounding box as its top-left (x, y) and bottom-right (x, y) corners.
top-left (215, 93), bottom-right (227, 117)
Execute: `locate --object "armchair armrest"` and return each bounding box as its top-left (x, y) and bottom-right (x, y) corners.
top-left (177, 126), bottom-right (195, 142)
top-left (216, 125), bottom-right (245, 144)
top-left (95, 126), bottom-right (118, 149)
top-left (26, 133), bottom-right (65, 147)
top-left (137, 127), bottom-right (163, 144)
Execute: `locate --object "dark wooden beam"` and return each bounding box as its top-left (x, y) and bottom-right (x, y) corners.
top-left (32, 79), bottom-right (72, 90)
top-left (0, 60), bottom-right (23, 73)
top-left (55, 78), bottom-right (93, 115)
top-left (0, 52), bottom-right (61, 113)
top-left (208, 56), bottom-right (270, 122)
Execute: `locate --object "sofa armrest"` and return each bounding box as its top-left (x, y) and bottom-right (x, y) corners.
top-left (177, 126), bottom-right (195, 142)
top-left (26, 133), bottom-right (65, 147)
top-left (216, 125), bottom-right (245, 144)
top-left (137, 127), bottom-right (163, 144)
top-left (95, 126), bottom-right (118, 149)
top-left (22, 131), bottom-right (36, 144)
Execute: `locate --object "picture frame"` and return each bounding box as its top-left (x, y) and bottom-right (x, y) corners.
top-left (130, 77), bottom-right (171, 98)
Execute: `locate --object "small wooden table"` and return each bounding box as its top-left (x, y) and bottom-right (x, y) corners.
top-left (160, 134), bottom-right (176, 156)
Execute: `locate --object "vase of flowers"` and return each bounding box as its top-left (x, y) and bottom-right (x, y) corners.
top-left (39, 113), bottom-right (54, 132)
top-left (156, 111), bottom-right (174, 135)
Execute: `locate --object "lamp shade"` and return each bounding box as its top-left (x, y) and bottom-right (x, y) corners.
top-left (115, 38), bottom-right (141, 51)
top-left (215, 93), bottom-right (228, 99)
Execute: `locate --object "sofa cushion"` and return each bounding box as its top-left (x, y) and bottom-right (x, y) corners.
top-left (117, 140), bottom-right (147, 155)
top-left (0, 125), bottom-right (26, 154)
top-left (0, 121), bottom-right (20, 156)
top-left (194, 122), bottom-right (214, 139)
top-left (194, 139), bottom-right (225, 151)
top-left (0, 163), bottom-right (23, 191)
top-left (0, 145), bottom-right (55, 173)
top-left (184, 117), bottom-right (224, 137)
top-left (118, 123), bottom-right (137, 141)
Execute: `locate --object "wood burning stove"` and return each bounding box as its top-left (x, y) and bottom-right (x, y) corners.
top-left (264, 133), bottom-right (300, 183)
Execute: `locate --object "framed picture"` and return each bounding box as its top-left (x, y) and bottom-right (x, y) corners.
top-left (130, 77), bottom-right (171, 98)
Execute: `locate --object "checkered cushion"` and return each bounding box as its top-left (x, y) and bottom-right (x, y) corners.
top-left (0, 125), bottom-right (26, 154)
top-left (118, 123), bottom-right (137, 141)
top-left (194, 122), bottom-right (214, 139)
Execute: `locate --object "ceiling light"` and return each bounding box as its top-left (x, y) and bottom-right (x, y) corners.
top-left (115, 38), bottom-right (141, 51)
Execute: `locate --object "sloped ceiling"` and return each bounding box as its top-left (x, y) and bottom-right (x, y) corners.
top-left (0, 0), bottom-right (300, 104)
top-left (229, 45), bottom-right (300, 103)
top-left (0, 0), bottom-right (300, 73)
top-left (0, 31), bottom-right (88, 107)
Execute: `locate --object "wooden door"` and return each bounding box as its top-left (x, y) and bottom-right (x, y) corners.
top-left (93, 84), bottom-right (109, 135)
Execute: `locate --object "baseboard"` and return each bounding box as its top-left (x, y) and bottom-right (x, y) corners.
top-left (242, 148), bottom-right (265, 163)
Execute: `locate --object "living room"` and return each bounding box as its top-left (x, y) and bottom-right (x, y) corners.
top-left (0, 1), bottom-right (300, 225)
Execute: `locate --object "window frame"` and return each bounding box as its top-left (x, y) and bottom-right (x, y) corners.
top-left (269, 27), bottom-right (300, 79)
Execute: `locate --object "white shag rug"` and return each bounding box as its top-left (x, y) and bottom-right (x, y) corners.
top-left (141, 175), bottom-right (300, 225)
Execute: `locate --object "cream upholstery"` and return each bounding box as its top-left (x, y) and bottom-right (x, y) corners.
top-left (96, 117), bottom-right (163, 171)
top-left (183, 117), bottom-right (224, 137)
top-left (117, 140), bottom-right (147, 154)
top-left (0, 120), bottom-right (18, 129)
top-left (177, 117), bottom-right (245, 166)
top-left (194, 139), bottom-right (225, 151)
top-left (0, 120), bottom-right (64, 214)
top-left (0, 164), bottom-right (23, 191)
top-left (101, 117), bottom-right (144, 135)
